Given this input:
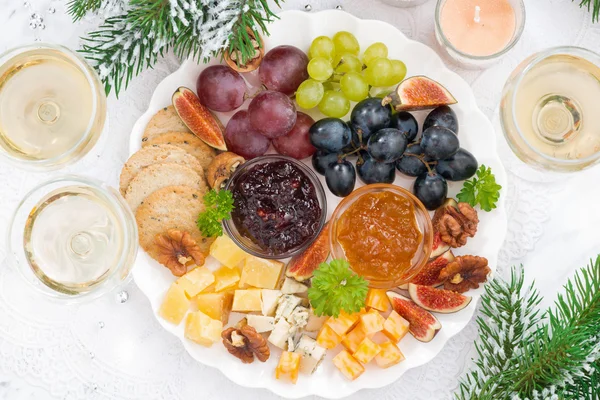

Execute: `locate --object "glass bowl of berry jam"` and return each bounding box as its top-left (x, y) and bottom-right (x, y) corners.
top-left (224, 155), bottom-right (327, 259)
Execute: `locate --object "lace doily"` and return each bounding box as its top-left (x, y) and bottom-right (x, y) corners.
top-left (0, 0), bottom-right (594, 398)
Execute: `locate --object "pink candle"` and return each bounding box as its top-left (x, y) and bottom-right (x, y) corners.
top-left (440, 0), bottom-right (516, 57)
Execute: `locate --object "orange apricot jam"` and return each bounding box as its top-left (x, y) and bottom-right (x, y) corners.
top-left (336, 191), bottom-right (422, 281)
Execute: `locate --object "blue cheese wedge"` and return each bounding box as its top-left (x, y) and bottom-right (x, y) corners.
top-left (288, 306), bottom-right (309, 329)
top-left (275, 294), bottom-right (303, 321)
top-left (246, 315), bottom-right (275, 333)
top-left (281, 277), bottom-right (308, 294)
top-left (268, 318), bottom-right (293, 349)
top-left (294, 335), bottom-right (327, 374)
top-left (261, 289), bottom-right (282, 316)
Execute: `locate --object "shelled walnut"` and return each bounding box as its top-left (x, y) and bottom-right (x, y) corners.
top-left (222, 325), bottom-right (270, 363)
top-left (154, 229), bottom-right (205, 276)
top-left (439, 255), bottom-right (490, 293)
top-left (432, 199), bottom-right (478, 248)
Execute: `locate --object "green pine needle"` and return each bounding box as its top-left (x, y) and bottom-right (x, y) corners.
top-left (457, 165), bottom-right (502, 212)
top-left (196, 189), bottom-right (234, 238)
top-left (456, 256), bottom-right (600, 399)
top-left (577, 0), bottom-right (600, 22)
top-left (308, 259), bottom-right (369, 318)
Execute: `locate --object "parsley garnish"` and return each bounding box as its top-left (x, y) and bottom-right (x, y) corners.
top-left (308, 259), bottom-right (369, 318)
top-left (457, 165), bottom-right (502, 212)
top-left (196, 189), bottom-right (234, 237)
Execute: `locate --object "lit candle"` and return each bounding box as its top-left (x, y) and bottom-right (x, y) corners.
top-left (435, 0), bottom-right (525, 67)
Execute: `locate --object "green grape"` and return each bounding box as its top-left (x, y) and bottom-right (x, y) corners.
top-left (309, 36), bottom-right (336, 60)
top-left (363, 42), bottom-right (388, 67)
top-left (385, 60), bottom-right (407, 86)
top-left (363, 57), bottom-right (393, 87)
top-left (307, 57), bottom-right (334, 81)
top-left (296, 79), bottom-right (325, 109)
top-left (333, 31), bottom-right (360, 56)
top-left (340, 72), bottom-right (369, 102)
top-left (318, 90), bottom-right (350, 118)
top-left (334, 54), bottom-right (363, 73)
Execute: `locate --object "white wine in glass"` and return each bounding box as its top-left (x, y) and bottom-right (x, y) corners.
top-left (0, 44), bottom-right (106, 170)
top-left (500, 47), bottom-right (600, 171)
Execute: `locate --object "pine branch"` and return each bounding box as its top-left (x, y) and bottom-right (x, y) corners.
top-left (67, 0), bottom-right (127, 21)
top-left (70, 0), bottom-right (282, 97)
top-left (456, 257), bottom-right (600, 399)
top-left (576, 0), bottom-right (600, 22)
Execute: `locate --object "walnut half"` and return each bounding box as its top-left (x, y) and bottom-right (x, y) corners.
top-left (222, 325), bottom-right (270, 364)
top-left (439, 255), bottom-right (490, 293)
top-left (206, 152), bottom-right (245, 191)
top-left (432, 199), bottom-right (479, 248)
top-left (154, 229), bottom-right (205, 276)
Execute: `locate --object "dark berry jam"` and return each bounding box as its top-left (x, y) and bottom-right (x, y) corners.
top-left (230, 160), bottom-right (322, 256)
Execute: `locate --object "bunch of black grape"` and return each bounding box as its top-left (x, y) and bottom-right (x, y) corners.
top-left (309, 98), bottom-right (478, 210)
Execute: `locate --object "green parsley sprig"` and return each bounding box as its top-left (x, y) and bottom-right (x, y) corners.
top-left (457, 165), bottom-right (502, 212)
top-left (196, 189), bottom-right (234, 237)
top-left (308, 259), bottom-right (369, 318)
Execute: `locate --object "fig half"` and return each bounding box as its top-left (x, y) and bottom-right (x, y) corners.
top-left (286, 223), bottom-right (330, 281)
top-left (387, 291), bottom-right (441, 342)
top-left (382, 76), bottom-right (457, 112)
top-left (410, 250), bottom-right (455, 287)
top-left (408, 283), bottom-right (472, 314)
top-left (431, 231), bottom-right (451, 258)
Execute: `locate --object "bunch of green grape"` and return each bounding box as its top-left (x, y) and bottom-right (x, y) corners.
top-left (295, 31), bottom-right (407, 118)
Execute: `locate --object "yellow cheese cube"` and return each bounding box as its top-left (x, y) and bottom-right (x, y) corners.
top-left (326, 311), bottom-right (360, 336)
top-left (316, 324), bottom-right (342, 349)
top-left (332, 350), bottom-right (365, 381)
top-left (275, 351), bottom-right (301, 384)
top-left (360, 309), bottom-right (386, 335)
top-left (213, 266), bottom-right (241, 292)
top-left (342, 324), bottom-right (367, 354)
top-left (159, 283), bottom-right (189, 325)
top-left (184, 311), bottom-right (223, 347)
top-left (194, 291), bottom-right (233, 324)
top-left (375, 341), bottom-right (405, 368)
top-left (209, 235), bottom-right (248, 268)
top-left (383, 311), bottom-right (410, 343)
top-left (176, 267), bottom-right (215, 297)
top-left (231, 289), bottom-right (262, 312)
top-left (353, 337), bottom-right (381, 364)
top-left (239, 256), bottom-right (284, 289)
top-left (365, 288), bottom-right (390, 312)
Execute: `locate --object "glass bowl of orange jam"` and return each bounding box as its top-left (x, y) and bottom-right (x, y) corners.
top-left (330, 184), bottom-right (433, 288)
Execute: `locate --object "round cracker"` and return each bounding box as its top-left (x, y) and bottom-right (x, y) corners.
top-left (142, 131), bottom-right (215, 172)
top-left (143, 105), bottom-right (191, 142)
top-left (125, 163), bottom-right (207, 212)
top-left (120, 144), bottom-right (204, 195)
top-left (136, 186), bottom-right (214, 262)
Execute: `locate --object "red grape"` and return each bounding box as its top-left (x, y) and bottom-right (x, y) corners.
top-left (259, 45), bottom-right (309, 96)
top-left (225, 110), bottom-right (270, 159)
top-left (272, 112), bottom-right (317, 160)
top-left (196, 65), bottom-right (246, 112)
top-left (248, 90), bottom-right (297, 139)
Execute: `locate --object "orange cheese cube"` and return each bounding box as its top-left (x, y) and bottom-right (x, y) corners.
top-left (176, 267), bottom-right (215, 297)
top-left (375, 341), bottom-right (406, 368)
top-left (184, 311), bottom-right (223, 347)
top-left (383, 311), bottom-right (410, 343)
top-left (213, 266), bottom-right (241, 292)
top-left (326, 311), bottom-right (360, 336)
top-left (275, 351), bottom-right (301, 384)
top-left (316, 324), bottom-right (342, 349)
top-left (159, 283), bottom-right (189, 325)
top-left (332, 350), bottom-right (365, 381)
top-left (342, 324), bottom-right (367, 354)
top-left (353, 337), bottom-right (381, 364)
top-left (194, 291), bottom-right (233, 324)
top-left (360, 309), bottom-right (385, 334)
top-left (365, 288), bottom-right (390, 312)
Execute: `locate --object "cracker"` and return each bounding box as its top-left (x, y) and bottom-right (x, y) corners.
top-left (142, 131), bottom-right (215, 172)
top-left (119, 144), bottom-right (204, 195)
top-left (142, 105), bottom-right (190, 142)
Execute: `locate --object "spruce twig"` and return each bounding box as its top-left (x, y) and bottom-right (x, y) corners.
top-left (577, 0), bottom-right (600, 22)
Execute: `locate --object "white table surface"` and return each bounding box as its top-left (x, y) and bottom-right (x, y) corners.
top-left (1, 0), bottom-right (599, 399)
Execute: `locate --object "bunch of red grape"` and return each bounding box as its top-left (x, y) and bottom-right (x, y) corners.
top-left (297, 32), bottom-right (407, 117)
top-left (196, 46), bottom-right (318, 160)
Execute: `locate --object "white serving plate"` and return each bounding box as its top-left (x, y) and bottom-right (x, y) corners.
top-left (129, 10), bottom-right (508, 399)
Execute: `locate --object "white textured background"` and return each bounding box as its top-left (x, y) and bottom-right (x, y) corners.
top-left (0, 0), bottom-right (599, 399)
